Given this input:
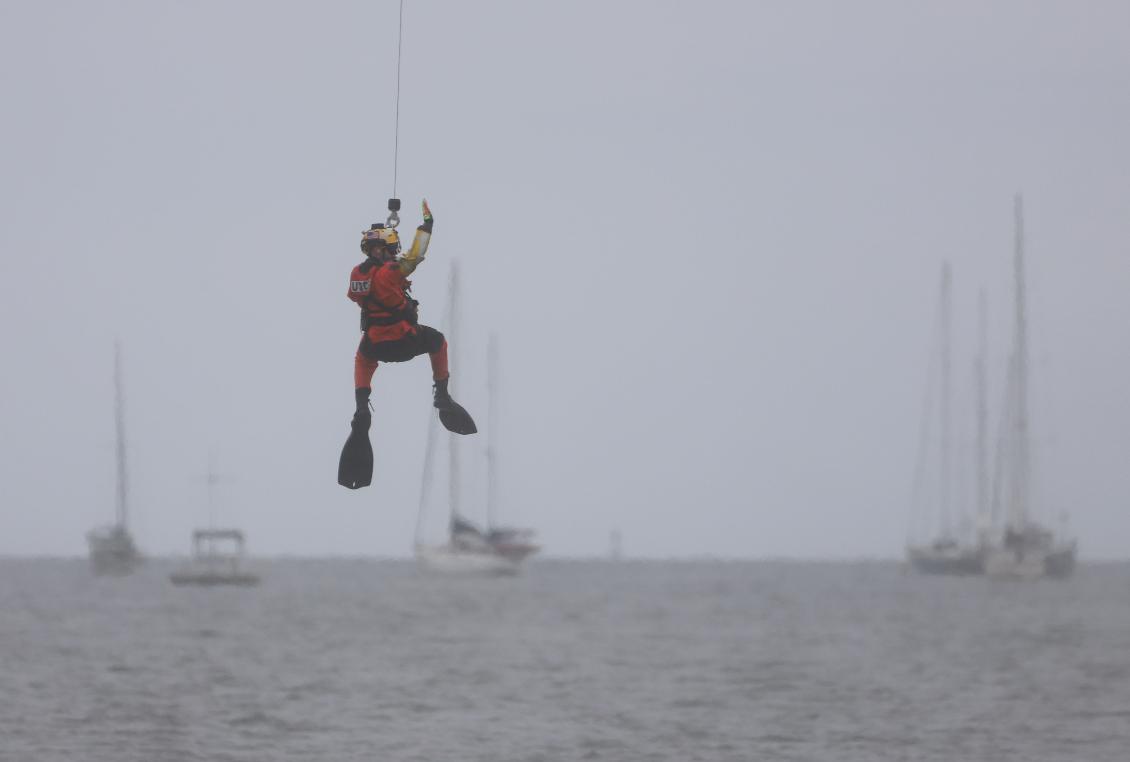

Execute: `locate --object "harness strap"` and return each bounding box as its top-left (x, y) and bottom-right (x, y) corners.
top-left (358, 262), bottom-right (415, 331)
top-left (363, 314), bottom-right (407, 328)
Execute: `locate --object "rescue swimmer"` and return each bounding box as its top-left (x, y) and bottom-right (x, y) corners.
top-left (338, 199), bottom-right (476, 490)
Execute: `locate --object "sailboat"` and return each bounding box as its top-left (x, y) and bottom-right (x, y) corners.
top-left (907, 263), bottom-right (987, 575)
top-left (478, 333), bottom-right (539, 564)
top-left (170, 454), bottom-right (260, 586)
top-left (169, 529), bottom-right (259, 587)
top-left (983, 195), bottom-right (1077, 579)
top-left (86, 342), bottom-right (143, 575)
top-left (414, 264), bottom-right (539, 575)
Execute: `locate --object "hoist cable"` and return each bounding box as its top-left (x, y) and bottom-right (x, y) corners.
top-left (392, 0), bottom-right (406, 200)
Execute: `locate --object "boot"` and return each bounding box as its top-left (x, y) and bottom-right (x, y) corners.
top-left (432, 376), bottom-right (456, 411)
top-left (433, 376), bottom-right (477, 435)
top-left (352, 387), bottom-right (372, 431)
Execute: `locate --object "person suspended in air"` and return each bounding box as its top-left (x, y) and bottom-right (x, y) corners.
top-left (338, 200), bottom-right (476, 490)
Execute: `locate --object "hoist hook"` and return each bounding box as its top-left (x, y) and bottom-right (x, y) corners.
top-left (386, 197), bottom-right (401, 229)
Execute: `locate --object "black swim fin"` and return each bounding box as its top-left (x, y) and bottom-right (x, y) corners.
top-left (439, 403), bottom-right (478, 435)
top-left (433, 377), bottom-right (477, 435)
top-left (338, 414), bottom-right (374, 489)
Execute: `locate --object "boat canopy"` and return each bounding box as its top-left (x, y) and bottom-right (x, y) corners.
top-left (190, 529), bottom-right (248, 558)
top-left (193, 529), bottom-right (245, 543)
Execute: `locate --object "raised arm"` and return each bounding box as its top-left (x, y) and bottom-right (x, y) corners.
top-left (398, 199), bottom-right (434, 275)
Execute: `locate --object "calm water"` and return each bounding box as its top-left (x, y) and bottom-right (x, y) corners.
top-left (1, 559), bottom-right (1128, 761)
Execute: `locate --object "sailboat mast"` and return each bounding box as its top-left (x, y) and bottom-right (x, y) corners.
top-left (1010, 194), bottom-right (1031, 528)
top-left (415, 400), bottom-right (439, 547)
top-left (114, 342), bottom-right (129, 529)
top-left (447, 261), bottom-right (462, 522)
top-left (485, 333), bottom-right (499, 529)
top-left (940, 261), bottom-right (952, 537)
top-left (976, 289), bottom-right (989, 532)
top-left (207, 450), bottom-right (218, 530)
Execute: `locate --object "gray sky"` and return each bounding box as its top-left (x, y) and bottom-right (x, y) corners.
top-left (1, 0), bottom-right (1127, 559)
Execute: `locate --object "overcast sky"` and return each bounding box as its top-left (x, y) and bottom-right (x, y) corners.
top-left (1, 0), bottom-right (1127, 559)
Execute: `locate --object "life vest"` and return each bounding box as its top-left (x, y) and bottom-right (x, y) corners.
top-left (347, 259), bottom-right (416, 342)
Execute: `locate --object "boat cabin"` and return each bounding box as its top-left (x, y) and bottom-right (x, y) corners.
top-left (170, 528), bottom-right (260, 586)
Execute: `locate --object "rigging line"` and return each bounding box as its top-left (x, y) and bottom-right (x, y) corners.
top-left (908, 298), bottom-right (941, 542)
top-left (392, 0), bottom-right (406, 199)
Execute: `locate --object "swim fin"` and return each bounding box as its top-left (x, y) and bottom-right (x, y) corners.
top-left (337, 414), bottom-right (374, 489)
top-left (439, 403), bottom-right (477, 435)
top-left (433, 377), bottom-right (477, 435)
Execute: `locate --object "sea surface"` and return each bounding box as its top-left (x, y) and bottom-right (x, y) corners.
top-left (1, 559), bottom-right (1128, 761)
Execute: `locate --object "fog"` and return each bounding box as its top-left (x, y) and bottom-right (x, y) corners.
top-left (1, 0), bottom-right (1127, 558)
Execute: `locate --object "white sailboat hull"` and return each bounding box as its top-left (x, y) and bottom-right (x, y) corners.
top-left (984, 541), bottom-right (1077, 580)
top-left (414, 544), bottom-right (524, 576)
top-left (984, 548), bottom-right (1047, 580)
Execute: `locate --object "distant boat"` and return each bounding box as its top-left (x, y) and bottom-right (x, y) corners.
top-left (985, 524), bottom-right (1076, 580)
top-left (414, 265), bottom-right (538, 575)
top-left (906, 265), bottom-right (986, 575)
top-left (87, 342), bottom-right (142, 576)
top-left (416, 517), bottom-right (533, 575)
top-left (170, 529), bottom-right (259, 587)
top-left (984, 196), bottom-right (1076, 580)
top-left (87, 524), bottom-right (141, 576)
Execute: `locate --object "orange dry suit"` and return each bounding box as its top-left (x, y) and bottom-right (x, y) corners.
top-left (347, 223), bottom-right (448, 390)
